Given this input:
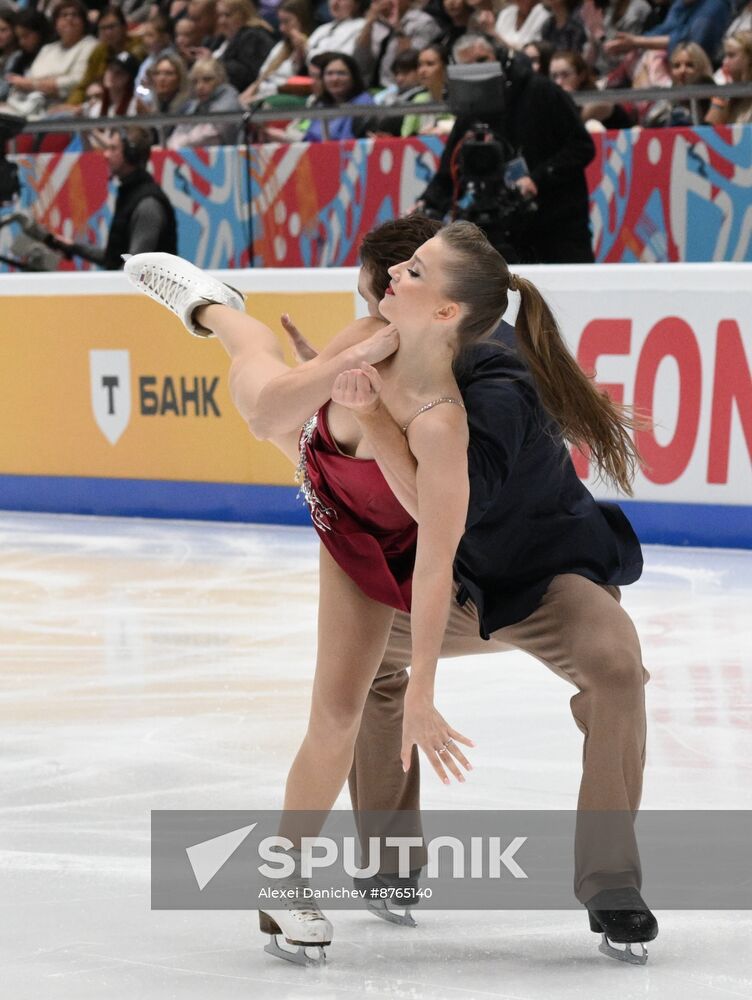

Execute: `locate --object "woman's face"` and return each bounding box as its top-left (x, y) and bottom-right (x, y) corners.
top-left (323, 58), bottom-right (354, 102)
top-left (103, 65), bottom-right (130, 92)
top-left (15, 25), bottom-right (41, 54)
top-left (86, 80), bottom-right (104, 102)
top-left (550, 56), bottom-right (578, 92)
top-left (308, 61), bottom-right (324, 97)
top-left (329, 0), bottom-right (357, 22)
top-left (670, 48), bottom-right (701, 85)
top-left (442, 0), bottom-right (468, 21)
top-left (192, 67), bottom-right (219, 100)
top-left (381, 236), bottom-right (457, 330)
top-left (141, 23), bottom-right (167, 53)
top-left (54, 7), bottom-right (86, 46)
top-left (418, 49), bottom-right (443, 89)
top-left (175, 19), bottom-right (199, 55)
top-left (217, 2), bottom-right (245, 38)
top-left (277, 10), bottom-right (300, 35)
top-left (0, 18), bottom-right (15, 52)
top-left (152, 60), bottom-right (180, 98)
top-left (723, 39), bottom-right (750, 82)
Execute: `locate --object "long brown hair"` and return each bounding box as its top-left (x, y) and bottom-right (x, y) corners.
top-left (438, 221), bottom-right (642, 495)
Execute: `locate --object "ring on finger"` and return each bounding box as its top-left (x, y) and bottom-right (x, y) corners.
top-left (436, 746), bottom-right (449, 755)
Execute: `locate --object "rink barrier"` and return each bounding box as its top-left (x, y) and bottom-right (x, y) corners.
top-left (0, 264), bottom-right (750, 548)
top-left (0, 475), bottom-right (748, 548)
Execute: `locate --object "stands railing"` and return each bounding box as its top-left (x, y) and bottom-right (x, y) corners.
top-left (10, 82), bottom-right (752, 145)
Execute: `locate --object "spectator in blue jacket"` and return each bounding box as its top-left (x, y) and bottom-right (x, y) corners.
top-left (604, 0), bottom-right (732, 65)
top-left (304, 50), bottom-right (374, 141)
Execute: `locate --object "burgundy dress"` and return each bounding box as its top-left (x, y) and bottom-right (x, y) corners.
top-left (297, 401), bottom-right (417, 612)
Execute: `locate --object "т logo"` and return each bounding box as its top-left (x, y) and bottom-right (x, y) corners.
top-left (89, 350), bottom-right (222, 445)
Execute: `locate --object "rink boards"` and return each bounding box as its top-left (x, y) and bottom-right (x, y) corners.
top-left (1, 264), bottom-right (750, 548)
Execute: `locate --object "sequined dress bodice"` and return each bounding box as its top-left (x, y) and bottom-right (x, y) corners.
top-left (297, 401), bottom-right (417, 612)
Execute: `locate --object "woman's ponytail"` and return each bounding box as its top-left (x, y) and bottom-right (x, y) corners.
top-left (438, 220), bottom-right (644, 494)
top-left (513, 275), bottom-right (642, 496)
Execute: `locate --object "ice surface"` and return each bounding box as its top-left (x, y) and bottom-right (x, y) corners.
top-left (0, 512), bottom-right (750, 999)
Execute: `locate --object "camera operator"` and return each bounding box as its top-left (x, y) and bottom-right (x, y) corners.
top-left (415, 33), bottom-right (596, 263)
top-left (53, 126), bottom-right (177, 269)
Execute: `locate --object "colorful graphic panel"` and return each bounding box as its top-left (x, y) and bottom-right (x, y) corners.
top-left (1, 125), bottom-right (750, 270)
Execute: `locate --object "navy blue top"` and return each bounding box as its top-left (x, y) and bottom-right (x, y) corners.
top-left (452, 333), bottom-right (643, 637)
top-left (644, 0), bottom-right (731, 59)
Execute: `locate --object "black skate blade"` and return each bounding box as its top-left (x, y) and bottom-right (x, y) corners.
top-left (263, 933), bottom-right (328, 967)
top-left (366, 899), bottom-right (417, 928)
top-left (598, 933), bottom-right (648, 966)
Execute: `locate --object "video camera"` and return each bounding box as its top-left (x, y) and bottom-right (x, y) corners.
top-left (438, 63), bottom-right (538, 252)
top-left (0, 115), bottom-right (67, 270)
top-left (453, 122), bottom-right (537, 237)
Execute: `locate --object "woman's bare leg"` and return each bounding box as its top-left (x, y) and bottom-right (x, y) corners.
top-left (278, 545), bottom-right (396, 844)
top-left (194, 303), bottom-right (300, 463)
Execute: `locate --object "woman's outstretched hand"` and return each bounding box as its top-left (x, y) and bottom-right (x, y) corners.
top-left (331, 363), bottom-right (383, 415)
top-left (401, 685), bottom-right (474, 784)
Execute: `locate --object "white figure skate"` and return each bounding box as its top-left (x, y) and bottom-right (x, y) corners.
top-left (259, 873), bottom-right (333, 967)
top-left (123, 252), bottom-right (245, 337)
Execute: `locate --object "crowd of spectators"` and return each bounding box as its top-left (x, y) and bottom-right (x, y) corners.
top-left (1, 0), bottom-right (751, 144)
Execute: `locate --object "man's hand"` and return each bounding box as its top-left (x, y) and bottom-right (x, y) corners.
top-left (473, 9), bottom-right (496, 36)
top-left (5, 74), bottom-right (33, 92)
top-left (515, 175), bottom-right (538, 199)
top-left (189, 45), bottom-right (213, 61)
top-left (331, 363), bottom-right (383, 415)
top-left (367, 0), bottom-right (393, 22)
top-left (401, 682), bottom-right (474, 783)
top-left (288, 27), bottom-right (308, 49)
top-left (280, 313), bottom-right (317, 362)
top-left (353, 323), bottom-right (399, 367)
top-left (604, 32), bottom-right (637, 56)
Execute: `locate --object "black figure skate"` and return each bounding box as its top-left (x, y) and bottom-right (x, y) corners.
top-left (585, 887), bottom-right (658, 965)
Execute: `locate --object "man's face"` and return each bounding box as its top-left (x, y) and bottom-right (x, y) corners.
top-left (103, 133), bottom-right (128, 180)
top-left (357, 266), bottom-right (381, 318)
top-left (97, 14), bottom-right (125, 50)
top-left (456, 42), bottom-right (495, 65)
top-left (188, 0), bottom-right (214, 35)
top-left (394, 67), bottom-right (419, 92)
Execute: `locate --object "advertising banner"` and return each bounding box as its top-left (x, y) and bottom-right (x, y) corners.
top-left (0, 264), bottom-right (749, 546)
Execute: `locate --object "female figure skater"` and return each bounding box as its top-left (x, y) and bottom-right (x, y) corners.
top-left (125, 218), bottom-right (648, 965)
top-left (126, 218), bottom-right (479, 960)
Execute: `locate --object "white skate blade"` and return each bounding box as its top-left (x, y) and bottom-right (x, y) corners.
top-left (366, 899), bottom-right (417, 928)
top-left (263, 933), bottom-right (328, 967)
top-left (598, 933), bottom-right (648, 965)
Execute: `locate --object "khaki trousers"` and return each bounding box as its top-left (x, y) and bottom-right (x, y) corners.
top-left (347, 573), bottom-right (650, 903)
